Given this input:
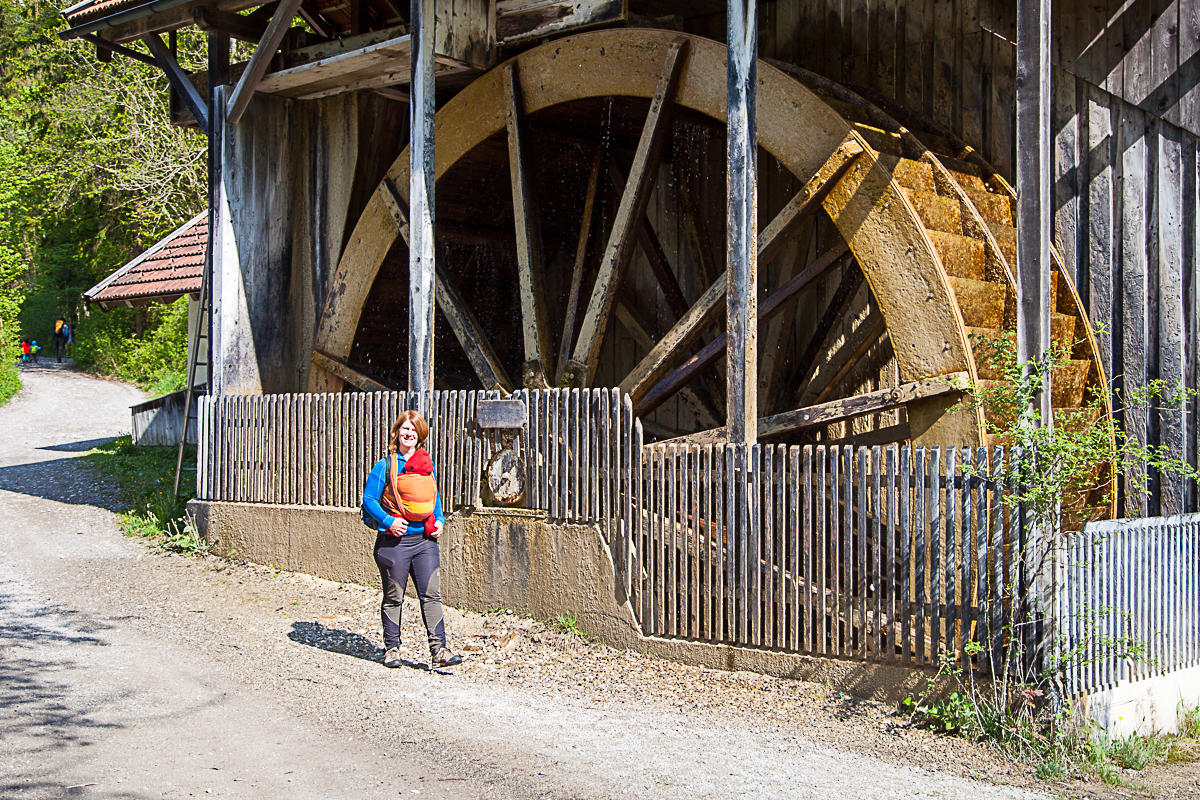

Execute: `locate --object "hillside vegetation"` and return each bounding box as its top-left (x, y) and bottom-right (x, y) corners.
top-left (0, 0), bottom-right (207, 403)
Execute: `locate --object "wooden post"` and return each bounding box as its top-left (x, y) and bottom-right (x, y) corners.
top-left (409, 0), bottom-right (436, 412)
top-left (206, 32), bottom-right (228, 394)
top-left (1016, 0), bottom-right (1051, 424)
top-left (726, 1), bottom-right (759, 444)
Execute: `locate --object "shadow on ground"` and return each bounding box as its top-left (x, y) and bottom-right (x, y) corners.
top-left (289, 621), bottom-right (437, 672)
top-left (0, 577), bottom-right (122, 797)
top-left (0, 457), bottom-right (124, 511)
top-left (39, 437), bottom-right (118, 453)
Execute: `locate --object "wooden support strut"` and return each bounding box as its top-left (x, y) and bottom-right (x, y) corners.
top-left (657, 374), bottom-right (966, 447)
top-left (225, 0), bottom-right (305, 125)
top-left (619, 138), bottom-right (865, 406)
top-left (312, 348), bottom-right (393, 392)
top-left (143, 33), bottom-right (209, 134)
top-left (563, 37), bottom-right (690, 388)
top-left (504, 61), bottom-right (554, 389)
top-left (555, 147), bottom-right (604, 386)
top-left (408, 0), bottom-right (436, 408)
top-left (633, 242), bottom-right (851, 419)
top-left (372, 179), bottom-right (513, 394)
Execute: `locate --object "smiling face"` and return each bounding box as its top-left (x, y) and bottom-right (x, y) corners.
top-left (397, 420), bottom-right (420, 451)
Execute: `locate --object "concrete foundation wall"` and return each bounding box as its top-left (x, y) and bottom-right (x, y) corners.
top-left (1082, 665), bottom-right (1200, 737)
top-left (188, 500), bottom-right (983, 704)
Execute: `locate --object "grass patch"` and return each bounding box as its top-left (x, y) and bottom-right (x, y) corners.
top-left (80, 435), bottom-right (206, 555)
top-left (0, 357), bottom-right (20, 407)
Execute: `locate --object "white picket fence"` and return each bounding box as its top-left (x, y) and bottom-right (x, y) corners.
top-left (1060, 513), bottom-right (1200, 696)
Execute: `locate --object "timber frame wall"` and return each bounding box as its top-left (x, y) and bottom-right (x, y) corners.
top-left (679, 1), bottom-right (1200, 516)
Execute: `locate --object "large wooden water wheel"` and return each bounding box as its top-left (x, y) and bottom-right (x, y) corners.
top-left (310, 28), bottom-right (1111, 481)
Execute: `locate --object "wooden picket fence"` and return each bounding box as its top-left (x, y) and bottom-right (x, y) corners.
top-left (197, 390), bottom-right (1046, 673)
top-left (1061, 513), bottom-right (1200, 696)
top-left (631, 442), bottom-right (1036, 671)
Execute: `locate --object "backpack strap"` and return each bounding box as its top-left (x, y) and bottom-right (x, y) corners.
top-left (386, 452), bottom-right (402, 515)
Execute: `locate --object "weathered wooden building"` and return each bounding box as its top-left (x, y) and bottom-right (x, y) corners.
top-left (61, 0), bottom-right (1200, 517)
top-left (57, 1), bottom-right (1200, 726)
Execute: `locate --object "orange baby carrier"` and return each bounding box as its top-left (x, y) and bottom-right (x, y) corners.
top-left (380, 449), bottom-right (438, 532)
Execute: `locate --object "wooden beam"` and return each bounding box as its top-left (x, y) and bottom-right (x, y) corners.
top-left (312, 348), bottom-right (393, 392)
top-left (143, 33), bottom-right (208, 134)
top-left (1016, 0), bottom-right (1052, 423)
top-left (504, 61), bottom-right (554, 388)
top-left (606, 162), bottom-right (689, 321)
top-left (381, 181), bottom-right (510, 393)
top-left (614, 301), bottom-right (720, 430)
top-left (619, 164), bottom-right (854, 408)
top-left (757, 137), bottom-right (864, 265)
top-left (556, 147), bottom-right (604, 385)
top-left (657, 375), bottom-right (965, 446)
top-left (225, 0), bottom-right (304, 125)
top-left (409, 0), bottom-right (436, 408)
top-left (298, 0), bottom-right (334, 38)
top-left (725, 0), bottom-right (758, 444)
top-left (675, 161), bottom-right (717, 293)
top-left (193, 7), bottom-right (268, 43)
top-left (758, 217), bottom-right (813, 414)
top-left (436, 264), bottom-right (515, 394)
top-left (84, 33), bottom-right (157, 66)
top-left (798, 304), bottom-right (887, 407)
top-left (634, 243), bottom-right (850, 418)
top-left (563, 36), bottom-right (689, 388)
top-left (783, 263), bottom-right (863, 402)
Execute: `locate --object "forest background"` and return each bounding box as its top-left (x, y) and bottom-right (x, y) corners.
top-left (0, 0), bottom-right (209, 406)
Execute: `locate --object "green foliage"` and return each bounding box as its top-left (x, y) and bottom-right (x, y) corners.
top-left (0, 0), bottom-right (205, 396)
top-left (958, 329), bottom-right (1200, 526)
top-left (900, 690), bottom-right (978, 734)
top-left (73, 296), bottom-right (189, 394)
top-left (555, 612), bottom-right (582, 636)
top-left (81, 435), bottom-right (203, 555)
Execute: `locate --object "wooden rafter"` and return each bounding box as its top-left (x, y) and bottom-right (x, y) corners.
top-left (226, 0), bottom-right (305, 125)
top-left (312, 348), bottom-right (393, 392)
top-left (619, 142), bottom-right (862, 407)
top-left (298, 0), bottom-right (335, 38)
top-left (564, 36), bottom-right (690, 388)
top-left (143, 33), bottom-right (208, 134)
top-left (555, 147), bottom-right (604, 386)
top-left (634, 242), bottom-right (850, 418)
top-left (656, 375), bottom-right (965, 446)
top-left (193, 7), bottom-right (268, 43)
top-left (504, 61), bottom-right (554, 388)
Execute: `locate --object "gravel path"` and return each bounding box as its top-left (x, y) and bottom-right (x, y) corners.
top-left (0, 367), bottom-right (1071, 799)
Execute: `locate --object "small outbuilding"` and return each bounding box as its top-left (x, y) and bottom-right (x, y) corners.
top-left (83, 210), bottom-right (209, 445)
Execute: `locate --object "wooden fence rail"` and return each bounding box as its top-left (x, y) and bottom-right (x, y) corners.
top-left (631, 442), bottom-right (1032, 671)
top-left (1061, 514), bottom-right (1200, 696)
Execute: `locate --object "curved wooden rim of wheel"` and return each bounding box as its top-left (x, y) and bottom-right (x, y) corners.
top-left (311, 28), bottom-right (987, 446)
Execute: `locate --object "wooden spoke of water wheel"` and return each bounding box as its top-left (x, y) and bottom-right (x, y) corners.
top-left (310, 28), bottom-right (1112, 461)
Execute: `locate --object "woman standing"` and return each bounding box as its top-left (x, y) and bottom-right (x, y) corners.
top-left (362, 410), bottom-right (463, 669)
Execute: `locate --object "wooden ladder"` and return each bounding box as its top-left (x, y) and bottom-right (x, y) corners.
top-left (172, 247), bottom-right (211, 497)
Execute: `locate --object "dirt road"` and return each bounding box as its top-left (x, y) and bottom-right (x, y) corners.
top-left (0, 367), bottom-right (1048, 799)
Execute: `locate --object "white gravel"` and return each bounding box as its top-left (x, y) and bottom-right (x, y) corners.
top-left (0, 366), bottom-right (1052, 799)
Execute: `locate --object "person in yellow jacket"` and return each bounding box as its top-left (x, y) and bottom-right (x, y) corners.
top-left (362, 410), bottom-right (463, 669)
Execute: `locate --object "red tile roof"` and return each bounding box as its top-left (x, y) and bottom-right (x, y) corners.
top-left (63, 0), bottom-right (147, 24)
top-left (85, 211), bottom-right (207, 309)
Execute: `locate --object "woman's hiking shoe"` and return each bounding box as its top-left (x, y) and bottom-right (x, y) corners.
top-left (384, 647), bottom-right (402, 668)
top-left (432, 648), bottom-right (463, 667)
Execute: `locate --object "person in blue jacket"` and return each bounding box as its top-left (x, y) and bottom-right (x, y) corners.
top-left (362, 409), bottom-right (463, 669)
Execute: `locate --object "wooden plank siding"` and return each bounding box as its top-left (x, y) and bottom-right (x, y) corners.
top-left (749, 1), bottom-right (1200, 513)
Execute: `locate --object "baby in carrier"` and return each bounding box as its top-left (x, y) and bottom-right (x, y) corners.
top-left (381, 449), bottom-right (439, 535)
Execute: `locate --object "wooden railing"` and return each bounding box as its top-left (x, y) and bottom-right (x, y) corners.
top-left (631, 443), bottom-right (1032, 671)
top-left (1061, 513), bottom-right (1200, 695)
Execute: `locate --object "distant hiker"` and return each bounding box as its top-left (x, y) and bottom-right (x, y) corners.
top-left (29, 341), bottom-right (39, 363)
top-left (52, 319), bottom-right (68, 362)
top-left (361, 409), bottom-right (463, 670)
top-left (20, 340), bottom-right (29, 362)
